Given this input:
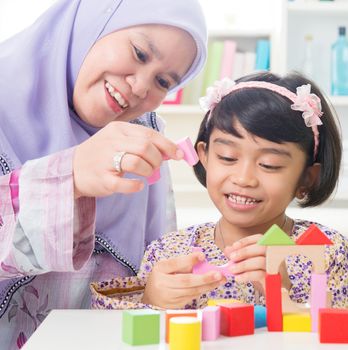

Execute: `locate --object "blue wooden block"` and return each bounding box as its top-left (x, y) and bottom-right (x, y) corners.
top-left (254, 305), bottom-right (267, 328)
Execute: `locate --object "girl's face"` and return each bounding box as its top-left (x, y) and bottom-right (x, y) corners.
top-left (73, 24), bottom-right (196, 127)
top-left (198, 122), bottom-right (312, 235)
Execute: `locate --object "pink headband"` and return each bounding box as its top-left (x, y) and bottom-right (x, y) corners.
top-left (199, 78), bottom-right (323, 160)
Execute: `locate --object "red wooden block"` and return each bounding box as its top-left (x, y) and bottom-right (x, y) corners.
top-left (319, 308), bottom-right (348, 343)
top-left (265, 273), bottom-right (282, 331)
top-left (220, 304), bottom-right (254, 336)
top-left (296, 224), bottom-right (333, 245)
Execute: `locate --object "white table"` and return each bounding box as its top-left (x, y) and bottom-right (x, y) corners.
top-left (22, 309), bottom-right (348, 349)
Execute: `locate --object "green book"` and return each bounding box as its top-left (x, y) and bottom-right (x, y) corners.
top-left (201, 40), bottom-right (224, 96)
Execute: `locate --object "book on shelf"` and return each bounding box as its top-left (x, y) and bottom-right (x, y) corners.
top-left (255, 39), bottom-right (271, 71)
top-left (200, 40), bottom-right (224, 95)
top-left (181, 37), bottom-right (271, 105)
top-left (220, 40), bottom-right (237, 79)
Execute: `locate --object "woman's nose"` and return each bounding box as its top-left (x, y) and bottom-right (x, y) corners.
top-left (126, 74), bottom-right (150, 99)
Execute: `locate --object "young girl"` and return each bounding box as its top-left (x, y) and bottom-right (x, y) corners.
top-left (91, 72), bottom-right (348, 310)
top-left (0, 0), bottom-right (207, 348)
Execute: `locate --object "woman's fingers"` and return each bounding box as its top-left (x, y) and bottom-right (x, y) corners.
top-left (109, 122), bottom-right (184, 161)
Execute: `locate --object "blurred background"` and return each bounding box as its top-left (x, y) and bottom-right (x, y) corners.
top-left (1, 0), bottom-right (348, 233)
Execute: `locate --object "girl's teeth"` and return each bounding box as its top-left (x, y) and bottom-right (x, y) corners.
top-left (228, 194), bottom-right (258, 205)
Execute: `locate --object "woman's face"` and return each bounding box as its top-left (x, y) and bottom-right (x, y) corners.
top-left (73, 24), bottom-right (196, 127)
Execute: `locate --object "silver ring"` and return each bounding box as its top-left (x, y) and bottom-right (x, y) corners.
top-left (113, 151), bottom-right (126, 172)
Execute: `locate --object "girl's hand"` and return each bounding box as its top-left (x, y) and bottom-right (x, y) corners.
top-left (142, 252), bottom-right (226, 309)
top-left (224, 234), bottom-right (266, 292)
top-left (73, 121), bottom-right (183, 198)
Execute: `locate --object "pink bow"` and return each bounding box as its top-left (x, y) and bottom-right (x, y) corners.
top-left (199, 77), bottom-right (236, 113)
top-left (291, 84), bottom-right (323, 128)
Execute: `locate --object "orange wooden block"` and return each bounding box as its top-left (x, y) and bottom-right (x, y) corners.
top-left (165, 310), bottom-right (197, 343)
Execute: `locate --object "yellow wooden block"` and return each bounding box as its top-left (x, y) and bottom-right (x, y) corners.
top-left (207, 298), bottom-right (241, 306)
top-left (283, 313), bottom-right (311, 332)
top-left (169, 317), bottom-right (201, 350)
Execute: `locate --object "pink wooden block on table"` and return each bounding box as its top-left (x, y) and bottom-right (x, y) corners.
top-left (192, 247), bottom-right (234, 277)
top-left (202, 306), bottom-right (220, 341)
top-left (310, 273), bottom-right (327, 332)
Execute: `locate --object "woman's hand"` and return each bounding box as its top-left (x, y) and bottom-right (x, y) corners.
top-left (224, 234), bottom-right (266, 292)
top-left (142, 252), bottom-right (226, 309)
top-left (73, 121), bottom-right (183, 198)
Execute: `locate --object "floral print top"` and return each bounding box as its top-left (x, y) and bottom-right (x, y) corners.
top-left (91, 219), bottom-right (348, 310)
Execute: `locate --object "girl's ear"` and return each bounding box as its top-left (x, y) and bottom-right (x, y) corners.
top-left (196, 141), bottom-right (208, 169)
top-left (295, 163), bottom-right (321, 199)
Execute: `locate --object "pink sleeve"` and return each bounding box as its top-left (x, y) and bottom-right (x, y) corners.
top-left (0, 148), bottom-right (96, 279)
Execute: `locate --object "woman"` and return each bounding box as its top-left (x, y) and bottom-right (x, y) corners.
top-left (0, 0), bottom-right (207, 347)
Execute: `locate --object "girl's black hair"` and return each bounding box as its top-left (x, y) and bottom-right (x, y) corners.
top-left (193, 72), bottom-right (342, 207)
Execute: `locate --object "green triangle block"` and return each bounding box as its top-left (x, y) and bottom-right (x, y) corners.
top-left (258, 224), bottom-right (295, 246)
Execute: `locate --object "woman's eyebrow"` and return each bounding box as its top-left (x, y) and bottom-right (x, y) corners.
top-left (135, 32), bottom-right (181, 84)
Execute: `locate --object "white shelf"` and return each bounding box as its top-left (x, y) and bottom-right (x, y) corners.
top-left (288, 1), bottom-right (348, 14)
top-left (209, 28), bottom-right (272, 38)
top-left (157, 104), bottom-right (202, 117)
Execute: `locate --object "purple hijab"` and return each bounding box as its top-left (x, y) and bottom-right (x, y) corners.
top-left (0, 0), bottom-right (207, 272)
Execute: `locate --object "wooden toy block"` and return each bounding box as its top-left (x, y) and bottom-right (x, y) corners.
top-left (265, 273), bottom-right (282, 331)
top-left (147, 136), bottom-right (197, 185)
top-left (192, 246), bottom-right (235, 277)
top-left (176, 136), bottom-right (199, 166)
top-left (258, 224), bottom-right (295, 246)
top-left (283, 313), bottom-right (311, 332)
top-left (169, 317), bottom-right (201, 350)
top-left (319, 308), bottom-right (348, 343)
top-left (296, 224), bottom-right (333, 245)
top-left (281, 288), bottom-right (309, 314)
top-left (266, 245), bottom-right (325, 274)
top-left (165, 310), bottom-right (198, 343)
top-left (202, 306), bottom-right (220, 341)
top-left (220, 304), bottom-right (254, 336)
top-left (310, 273), bottom-right (327, 332)
top-left (207, 298), bottom-right (241, 306)
top-left (122, 309), bottom-right (160, 346)
top-left (254, 305), bottom-right (267, 328)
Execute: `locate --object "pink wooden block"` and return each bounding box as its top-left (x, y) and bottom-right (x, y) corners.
top-left (176, 137), bottom-right (199, 166)
top-left (202, 306), bottom-right (220, 341)
top-left (147, 168), bottom-right (161, 185)
top-left (192, 247), bottom-right (234, 277)
top-left (147, 136), bottom-right (198, 185)
top-left (311, 273), bottom-right (327, 332)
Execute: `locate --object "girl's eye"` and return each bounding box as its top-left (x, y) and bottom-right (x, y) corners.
top-left (260, 163), bottom-right (282, 170)
top-left (134, 46), bottom-right (147, 63)
top-left (157, 76), bottom-right (170, 90)
top-left (218, 155), bottom-right (237, 162)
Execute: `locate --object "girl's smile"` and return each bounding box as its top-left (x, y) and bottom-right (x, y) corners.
top-left (225, 192), bottom-right (262, 211)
